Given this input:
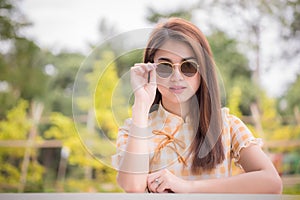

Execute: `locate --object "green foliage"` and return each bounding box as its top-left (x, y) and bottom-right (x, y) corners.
top-left (208, 31), bottom-right (256, 115)
top-left (115, 49), bottom-right (143, 77)
top-left (84, 50), bottom-right (128, 139)
top-left (44, 112), bottom-right (98, 167)
top-left (283, 184), bottom-right (300, 195)
top-left (23, 161), bottom-right (45, 192)
top-left (0, 99), bottom-right (44, 192)
top-left (44, 52), bottom-right (84, 116)
top-left (279, 74), bottom-right (300, 117)
top-left (0, 37), bottom-right (49, 118)
top-left (44, 111), bottom-right (121, 192)
top-left (227, 86), bottom-right (242, 118)
top-left (258, 92), bottom-right (300, 152)
top-left (0, 99), bottom-right (30, 140)
top-left (0, 0), bottom-right (30, 40)
top-left (0, 0), bottom-right (46, 117)
top-left (146, 6), bottom-right (194, 23)
top-left (289, 0), bottom-right (300, 36)
top-left (10, 38), bottom-right (48, 99)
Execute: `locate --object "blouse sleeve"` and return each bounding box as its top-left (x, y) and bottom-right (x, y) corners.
top-left (111, 118), bottom-right (131, 170)
top-left (229, 113), bottom-right (263, 166)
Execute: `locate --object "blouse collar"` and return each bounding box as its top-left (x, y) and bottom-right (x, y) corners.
top-left (157, 103), bottom-right (192, 126)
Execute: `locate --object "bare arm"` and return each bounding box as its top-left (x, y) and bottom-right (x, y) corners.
top-left (116, 104), bottom-right (150, 192)
top-left (148, 145), bottom-right (282, 193)
top-left (116, 63), bottom-right (157, 192)
top-left (187, 145), bottom-right (282, 193)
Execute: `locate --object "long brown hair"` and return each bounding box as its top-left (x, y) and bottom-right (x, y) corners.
top-left (143, 18), bottom-right (224, 174)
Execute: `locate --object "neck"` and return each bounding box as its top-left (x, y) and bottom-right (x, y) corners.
top-left (161, 99), bottom-right (190, 120)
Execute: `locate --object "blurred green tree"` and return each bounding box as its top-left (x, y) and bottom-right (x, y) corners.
top-left (43, 52), bottom-right (84, 116)
top-left (0, 0), bottom-right (49, 118)
top-left (208, 31), bottom-right (258, 115)
top-left (279, 75), bottom-right (300, 120)
top-left (44, 49), bottom-right (126, 192)
top-left (146, 5), bottom-right (194, 23)
top-left (0, 100), bottom-right (44, 192)
top-left (0, 37), bottom-right (49, 118)
top-left (276, 0), bottom-right (300, 121)
top-left (0, 0), bottom-right (30, 40)
top-left (277, 0), bottom-right (300, 60)
top-left (84, 50), bottom-right (128, 139)
top-left (44, 112), bottom-right (120, 192)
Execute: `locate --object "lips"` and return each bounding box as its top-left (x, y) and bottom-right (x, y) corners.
top-left (169, 86), bottom-right (186, 94)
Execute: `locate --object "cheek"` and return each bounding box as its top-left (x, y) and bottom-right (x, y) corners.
top-left (157, 79), bottom-right (169, 95)
top-left (187, 75), bottom-right (201, 92)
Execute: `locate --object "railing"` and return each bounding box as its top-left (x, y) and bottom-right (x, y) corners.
top-left (1, 139), bottom-right (300, 190)
top-left (282, 175), bottom-right (300, 187)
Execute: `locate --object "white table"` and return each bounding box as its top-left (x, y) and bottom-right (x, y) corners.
top-left (0, 193), bottom-right (299, 200)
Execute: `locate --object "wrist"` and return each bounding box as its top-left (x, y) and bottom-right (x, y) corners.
top-left (132, 101), bottom-right (151, 112)
top-left (132, 102), bottom-right (150, 127)
top-left (129, 124), bottom-right (152, 139)
top-left (185, 180), bottom-right (205, 193)
top-left (183, 180), bottom-right (194, 193)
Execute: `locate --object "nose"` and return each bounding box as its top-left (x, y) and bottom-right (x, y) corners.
top-left (170, 65), bottom-right (183, 81)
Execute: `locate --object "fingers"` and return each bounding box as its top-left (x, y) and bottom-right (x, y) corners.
top-left (130, 63), bottom-right (157, 104)
top-left (148, 64), bottom-right (156, 84)
top-left (147, 170), bottom-right (161, 193)
top-left (147, 177), bottom-right (160, 193)
top-left (131, 63), bottom-right (156, 79)
top-left (130, 63), bottom-right (157, 96)
top-left (156, 180), bottom-right (168, 193)
top-left (147, 176), bottom-right (169, 193)
top-left (147, 170), bottom-right (162, 184)
top-left (147, 169), bottom-right (170, 193)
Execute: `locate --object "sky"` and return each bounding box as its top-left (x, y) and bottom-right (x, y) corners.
top-left (20, 0), bottom-right (299, 97)
top-left (21, 0), bottom-right (200, 53)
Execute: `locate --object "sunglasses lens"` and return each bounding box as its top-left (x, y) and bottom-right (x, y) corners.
top-left (156, 63), bottom-right (173, 78)
top-left (181, 61), bottom-right (198, 77)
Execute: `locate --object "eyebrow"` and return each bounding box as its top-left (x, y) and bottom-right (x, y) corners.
top-left (157, 57), bottom-right (197, 63)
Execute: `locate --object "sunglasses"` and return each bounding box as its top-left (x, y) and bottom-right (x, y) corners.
top-left (156, 60), bottom-right (199, 78)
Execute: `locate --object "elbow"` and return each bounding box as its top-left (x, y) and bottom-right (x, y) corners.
top-left (117, 172), bottom-right (147, 193)
top-left (121, 186), bottom-right (147, 193)
top-left (266, 172), bottom-right (283, 194)
top-left (118, 181), bottom-right (146, 193)
top-left (118, 180), bottom-right (147, 193)
top-left (271, 174), bottom-right (283, 194)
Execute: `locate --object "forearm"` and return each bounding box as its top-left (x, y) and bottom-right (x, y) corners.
top-left (187, 170), bottom-right (282, 194)
top-left (117, 103), bottom-right (151, 192)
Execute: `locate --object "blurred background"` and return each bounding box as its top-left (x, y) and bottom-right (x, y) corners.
top-left (0, 0), bottom-right (299, 194)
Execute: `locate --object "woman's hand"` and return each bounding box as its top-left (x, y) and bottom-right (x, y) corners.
top-left (130, 63), bottom-right (157, 109)
top-left (147, 169), bottom-right (189, 193)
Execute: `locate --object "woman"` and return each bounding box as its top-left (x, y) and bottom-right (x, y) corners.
top-left (112, 17), bottom-right (282, 193)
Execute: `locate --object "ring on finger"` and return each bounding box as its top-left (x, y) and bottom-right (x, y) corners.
top-left (155, 178), bottom-right (160, 185)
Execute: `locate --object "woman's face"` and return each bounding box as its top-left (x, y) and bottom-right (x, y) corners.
top-left (153, 39), bottom-right (201, 106)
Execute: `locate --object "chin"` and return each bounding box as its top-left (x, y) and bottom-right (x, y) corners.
top-left (166, 94), bottom-right (193, 105)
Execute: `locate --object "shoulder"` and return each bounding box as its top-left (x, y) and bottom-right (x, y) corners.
top-left (221, 107), bottom-right (230, 120)
top-left (221, 107), bottom-right (233, 127)
top-left (221, 107), bottom-right (244, 128)
top-left (118, 118), bottom-right (132, 132)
